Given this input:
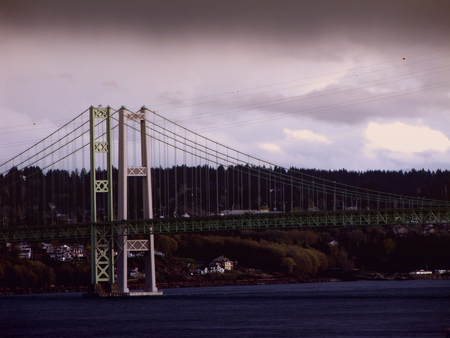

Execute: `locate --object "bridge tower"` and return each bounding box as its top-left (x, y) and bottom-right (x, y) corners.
top-left (88, 105), bottom-right (116, 295)
top-left (88, 105), bottom-right (161, 297)
top-left (116, 106), bottom-right (161, 296)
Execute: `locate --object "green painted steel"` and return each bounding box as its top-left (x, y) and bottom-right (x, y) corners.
top-left (1, 207), bottom-right (449, 243)
top-left (89, 106), bottom-right (115, 285)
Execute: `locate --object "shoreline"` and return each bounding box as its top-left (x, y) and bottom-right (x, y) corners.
top-left (0, 278), bottom-right (330, 295)
top-left (155, 277), bottom-right (338, 289)
top-left (2, 274), bottom-right (447, 296)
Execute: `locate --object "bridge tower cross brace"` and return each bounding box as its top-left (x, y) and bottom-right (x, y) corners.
top-left (117, 106), bottom-right (158, 294)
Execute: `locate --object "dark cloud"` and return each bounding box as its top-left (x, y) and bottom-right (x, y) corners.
top-left (2, 0), bottom-right (449, 49)
top-left (181, 58), bottom-right (450, 127)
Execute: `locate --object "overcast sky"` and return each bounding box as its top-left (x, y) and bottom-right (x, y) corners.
top-left (1, 0), bottom-right (450, 172)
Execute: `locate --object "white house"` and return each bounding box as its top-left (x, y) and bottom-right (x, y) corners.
top-left (18, 245), bottom-right (32, 259)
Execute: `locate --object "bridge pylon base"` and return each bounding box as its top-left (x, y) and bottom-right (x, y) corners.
top-left (83, 283), bottom-right (163, 298)
top-left (84, 282), bottom-right (121, 298)
top-left (122, 291), bottom-right (164, 297)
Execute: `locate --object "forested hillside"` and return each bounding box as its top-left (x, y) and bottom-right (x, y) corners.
top-left (1, 166), bottom-right (450, 291)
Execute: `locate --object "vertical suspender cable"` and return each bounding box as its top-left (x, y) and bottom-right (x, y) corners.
top-left (216, 144), bottom-right (219, 214)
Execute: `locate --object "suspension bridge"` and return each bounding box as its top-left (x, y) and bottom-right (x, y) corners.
top-left (1, 105), bottom-right (449, 296)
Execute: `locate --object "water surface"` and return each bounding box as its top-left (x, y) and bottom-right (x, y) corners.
top-left (1, 280), bottom-right (449, 337)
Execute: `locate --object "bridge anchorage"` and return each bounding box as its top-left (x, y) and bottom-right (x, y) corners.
top-left (87, 106), bottom-right (161, 297)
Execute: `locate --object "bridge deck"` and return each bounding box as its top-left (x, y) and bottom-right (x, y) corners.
top-left (1, 208), bottom-right (449, 243)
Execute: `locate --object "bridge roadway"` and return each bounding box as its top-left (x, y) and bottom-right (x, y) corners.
top-left (1, 207), bottom-right (450, 243)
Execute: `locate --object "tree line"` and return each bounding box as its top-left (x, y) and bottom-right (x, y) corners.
top-left (2, 165), bottom-right (450, 228)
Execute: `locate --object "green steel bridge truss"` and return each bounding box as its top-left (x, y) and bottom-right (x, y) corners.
top-left (1, 207), bottom-right (450, 243)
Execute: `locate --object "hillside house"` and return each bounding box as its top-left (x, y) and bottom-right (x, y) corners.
top-left (194, 262), bottom-right (225, 275)
top-left (18, 244), bottom-right (32, 259)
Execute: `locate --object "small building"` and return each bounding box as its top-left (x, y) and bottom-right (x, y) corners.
top-left (224, 261), bottom-right (233, 270)
top-left (71, 244), bottom-right (85, 258)
top-left (410, 269), bottom-right (432, 275)
top-left (18, 245), bottom-right (32, 259)
top-left (129, 267), bottom-right (141, 278)
top-left (194, 266), bottom-right (209, 275)
top-left (329, 240), bottom-right (339, 246)
top-left (207, 263), bottom-right (225, 274)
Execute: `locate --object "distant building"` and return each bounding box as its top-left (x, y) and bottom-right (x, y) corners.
top-left (207, 262), bottom-right (224, 274)
top-left (129, 267), bottom-right (141, 278)
top-left (18, 244), bottom-right (32, 259)
top-left (410, 269), bottom-right (432, 275)
top-left (220, 209), bottom-right (269, 215)
top-left (38, 242), bottom-right (85, 261)
top-left (194, 266), bottom-right (209, 275)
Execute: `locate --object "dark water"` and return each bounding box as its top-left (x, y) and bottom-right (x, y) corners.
top-left (1, 280), bottom-right (449, 337)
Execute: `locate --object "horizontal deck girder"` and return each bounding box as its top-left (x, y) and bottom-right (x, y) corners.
top-left (1, 208), bottom-right (449, 243)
